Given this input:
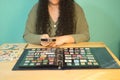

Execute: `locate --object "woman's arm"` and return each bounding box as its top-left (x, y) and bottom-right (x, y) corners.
top-left (50, 3), bottom-right (90, 47)
top-left (71, 3), bottom-right (90, 43)
top-left (51, 3), bottom-right (90, 46)
top-left (23, 3), bottom-right (42, 44)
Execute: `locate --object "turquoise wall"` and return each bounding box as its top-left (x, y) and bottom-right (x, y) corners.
top-left (76, 0), bottom-right (120, 59)
top-left (0, 0), bottom-right (37, 44)
top-left (0, 0), bottom-right (120, 59)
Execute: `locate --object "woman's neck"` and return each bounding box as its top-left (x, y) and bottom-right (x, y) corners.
top-left (48, 0), bottom-right (59, 6)
top-left (48, 3), bottom-right (59, 9)
top-left (48, 3), bottom-right (59, 23)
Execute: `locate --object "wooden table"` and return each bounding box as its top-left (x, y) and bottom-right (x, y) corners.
top-left (0, 42), bottom-right (120, 80)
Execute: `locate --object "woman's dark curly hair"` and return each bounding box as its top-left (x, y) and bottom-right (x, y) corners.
top-left (36, 0), bottom-right (75, 36)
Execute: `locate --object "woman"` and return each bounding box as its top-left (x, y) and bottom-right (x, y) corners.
top-left (23, 0), bottom-right (90, 47)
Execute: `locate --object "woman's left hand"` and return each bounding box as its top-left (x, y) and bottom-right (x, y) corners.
top-left (50, 35), bottom-right (75, 47)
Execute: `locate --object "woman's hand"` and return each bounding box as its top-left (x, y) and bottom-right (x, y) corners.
top-left (52, 35), bottom-right (75, 47)
top-left (40, 34), bottom-right (50, 46)
top-left (41, 35), bottom-right (75, 47)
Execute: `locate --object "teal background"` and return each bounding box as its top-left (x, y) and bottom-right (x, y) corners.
top-left (0, 0), bottom-right (120, 59)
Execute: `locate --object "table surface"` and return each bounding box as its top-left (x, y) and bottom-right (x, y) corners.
top-left (0, 42), bottom-right (120, 80)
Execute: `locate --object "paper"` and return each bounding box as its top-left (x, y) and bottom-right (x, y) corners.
top-left (0, 50), bottom-right (22, 62)
top-left (0, 43), bottom-right (27, 50)
top-left (0, 43), bottom-right (27, 62)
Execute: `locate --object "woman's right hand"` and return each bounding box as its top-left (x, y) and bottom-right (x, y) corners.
top-left (40, 34), bottom-right (50, 46)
